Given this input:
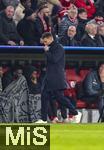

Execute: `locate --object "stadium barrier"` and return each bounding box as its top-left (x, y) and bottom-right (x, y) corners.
top-left (0, 45), bottom-right (104, 53)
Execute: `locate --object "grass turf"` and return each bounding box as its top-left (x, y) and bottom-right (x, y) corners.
top-left (50, 124), bottom-right (104, 150)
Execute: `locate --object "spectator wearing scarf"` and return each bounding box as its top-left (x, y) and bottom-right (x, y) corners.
top-left (34, 4), bottom-right (56, 45)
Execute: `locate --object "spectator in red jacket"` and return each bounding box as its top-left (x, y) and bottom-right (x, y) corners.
top-left (74, 0), bottom-right (96, 18)
top-left (59, 0), bottom-right (96, 18)
top-left (59, 0), bottom-right (71, 7)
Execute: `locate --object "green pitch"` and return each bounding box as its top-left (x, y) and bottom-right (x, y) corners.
top-left (50, 124), bottom-right (104, 150)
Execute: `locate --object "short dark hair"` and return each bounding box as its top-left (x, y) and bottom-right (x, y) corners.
top-left (98, 62), bottom-right (104, 69)
top-left (20, 0), bottom-right (26, 4)
top-left (38, 4), bottom-right (48, 12)
top-left (78, 8), bottom-right (87, 14)
top-left (20, 0), bottom-right (30, 5)
top-left (41, 32), bottom-right (53, 39)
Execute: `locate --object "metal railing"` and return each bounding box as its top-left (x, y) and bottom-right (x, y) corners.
top-left (0, 45), bottom-right (104, 50)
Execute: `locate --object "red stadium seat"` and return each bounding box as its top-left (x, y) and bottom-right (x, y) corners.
top-left (65, 69), bottom-right (81, 81)
top-left (65, 69), bottom-right (81, 98)
top-left (79, 69), bottom-right (90, 80)
top-left (77, 100), bottom-right (88, 108)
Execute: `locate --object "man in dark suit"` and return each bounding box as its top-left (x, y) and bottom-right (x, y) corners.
top-left (82, 63), bottom-right (104, 122)
top-left (59, 25), bottom-right (79, 46)
top-left (36, 32), bottom-right (82, 123)
top-left (98, 25), bottom-right (104, 44)
top-left (81, 23), bottom-right (104, 47)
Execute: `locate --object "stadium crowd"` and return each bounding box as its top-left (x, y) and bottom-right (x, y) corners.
top-left (0, 0), bottom-right (104, 123)
top-left (0, 0), bottom-right (104, 46)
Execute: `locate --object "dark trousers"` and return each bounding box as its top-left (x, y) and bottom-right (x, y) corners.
top-left (48, 100), bottom-right (57, 120)
top-left (82, 95), bottom-right (104, 121)
top-left (60, 96), bottom-right (77, 119)
top-left (41, 86), bottom-right (78, 121)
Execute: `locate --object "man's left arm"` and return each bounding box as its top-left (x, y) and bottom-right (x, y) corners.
top-left (45, 44), bottom-right (64, 63)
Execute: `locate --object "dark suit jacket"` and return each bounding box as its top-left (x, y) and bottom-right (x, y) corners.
top-left (83, 70), bottom-right (102, 96)
top-left (81, 33), bottom-right (104, 47)
top-left (44, 41), bottom-right (67, 91)
top-left (59, 35), bottom-right (79, 46)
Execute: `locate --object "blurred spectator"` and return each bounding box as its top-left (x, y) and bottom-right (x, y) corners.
top-left (58, 5), bottom-right (78, 38)
top-left (1, 0), bottom-right (19, 8)
top-left (0, 5), bottom-right (24, 45)
top-left (81, 23), bottom-right (104, 46)
top-left (82, 63), bottom-right (104, 122)
top-left (57, 0), bottom-right (96, 18)
top-left (74, 0), bottom-right (96, 18)
top-left (13, 65), bottom-right (23, 79)
top-left (98, 25), bottom-right (104, 43)
top-left (0, 66), bottom-right (13, 92)
top-left (17, 9), bottom-right (37, 45)
top-left (2, 69), bottom-right (13, 90)
top-left (34, 5), bottom-right (55, 45)
top-left (0, 0), bottom-right (5, 11)
top-left (88, 11), bottom-right (104, 26)
top-left (76, 8), bottom-right (89, 41)
top-left (13, 0), bottom-right (31, 25)
top-left (31, 0), bottom-right (38, 11)
top-left (59, 25), bottom-right (79, 46)
top-left (24, 65), bottom-right (41, 122)
top-left (95, 0), bottom-right (104, 13)
top-left (44, 1), bottom-right (61, 35)
top-left (31, 0), bottom-right (48, 10)
top-left (58, 0), bottom-right (74, 19)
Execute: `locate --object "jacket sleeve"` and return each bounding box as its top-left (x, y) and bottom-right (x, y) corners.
top-left (59, 36), bottom-right (67, 46)
top-left (84, 72), bottom-right (100, 96)
top-left (0, 17), bottom-right (9, 44)
top-left (34, 18), bottom-right (43, 38)
top-left (58, 18), bottom-right (68, 37)
top-left (45, 44), bottom-right (64, 63)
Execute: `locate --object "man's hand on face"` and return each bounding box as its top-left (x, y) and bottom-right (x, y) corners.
top-left (44, 45), bottom-right (49, 52)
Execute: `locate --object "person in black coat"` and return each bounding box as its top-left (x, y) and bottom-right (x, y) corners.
top-left (36, 32), bottom-right (82, 123)
top-left (82, 63), bottom-right (104, 122)
top-left (0, 5), bottom-right (24, 46)
top-left (59, 25), bottom-right (79, 46)
top-left (23, 65), bottom-right (41, 95)
top-left (23, 65), bottom-right (42, 122)
top-left (81, 23), bottom-right (104, 47)
top-left (17, 9), bottom-right (38, 46)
